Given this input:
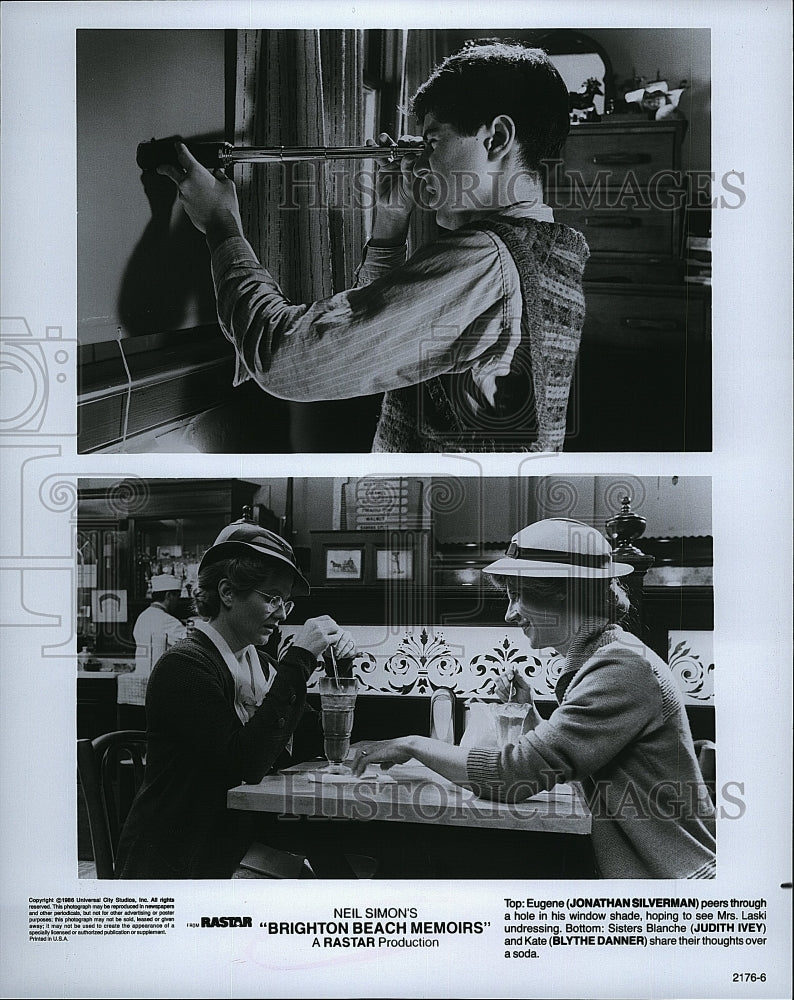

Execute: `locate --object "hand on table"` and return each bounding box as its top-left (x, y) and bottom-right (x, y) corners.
top-left (349, 738), bottom-right (413, 777)
top-left (157, 141), bottom-right (242, 237)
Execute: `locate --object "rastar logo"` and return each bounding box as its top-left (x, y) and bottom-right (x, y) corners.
top-left (200, 916), bottom-right (253, 928)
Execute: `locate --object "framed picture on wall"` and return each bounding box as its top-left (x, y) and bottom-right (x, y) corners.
top-left (156, 545), bottom-right (182, 560)
top-left (91, 589), bottom-right (128, 623)
top-left (311, 530), bottom-right (430, 587)
top-left (376, 548), bottom-right (414, 580)
top-left (324, 548), bottom-right (364, 582)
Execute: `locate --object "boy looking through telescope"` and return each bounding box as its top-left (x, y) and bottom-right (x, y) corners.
top-left (158, 41), bottom-right (589, 452)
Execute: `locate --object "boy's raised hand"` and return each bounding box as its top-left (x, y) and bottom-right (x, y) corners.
top-left (367, 133), bottom-right (424, 245)
top-left (157, 142), bottom-right (242, 236)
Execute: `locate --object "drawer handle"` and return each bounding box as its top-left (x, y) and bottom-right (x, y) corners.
top-left (585, 215), bottom-right (642, 229)
top-left (591, 152), bottom-right (653, 165)
top-left (622, 317), bottom-right (683, 332)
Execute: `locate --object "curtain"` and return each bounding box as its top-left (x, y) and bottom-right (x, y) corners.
top-left (235, 30), bottom-right (383, 451)
top-left (232, 30), bottom-right (443, 450)
top-left (235, 29), bottom-right (366, 303)
top-left (401, 30), bottom-right (440, 254)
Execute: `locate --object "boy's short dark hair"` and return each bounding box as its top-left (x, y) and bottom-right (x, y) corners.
top-left (410, 40), bottom-right (570, 174)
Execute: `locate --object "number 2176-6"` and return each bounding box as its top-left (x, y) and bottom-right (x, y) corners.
top-left (732, 973), bottom-right (767, 983)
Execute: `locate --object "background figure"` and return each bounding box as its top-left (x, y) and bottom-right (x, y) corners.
top-left (132, 574), bottom-right (188, 673)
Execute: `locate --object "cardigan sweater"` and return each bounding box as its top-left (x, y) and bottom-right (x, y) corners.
top-left (466, 622), bottom-right (717, 879)
top-left (115, 630), bottom-right (317, 879)
top-left (373, 216), bottom-right (589, 452)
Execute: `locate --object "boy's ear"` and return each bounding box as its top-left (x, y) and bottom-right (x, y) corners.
top-left (485, 115), bottom-right (517, 160)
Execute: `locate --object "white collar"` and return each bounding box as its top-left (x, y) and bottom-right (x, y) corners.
top-left (499, 201), bottom-right (555, 223)
top-left (439, 200), bottom-right (555, 234)
top-left (194, 620), bottom-right (267, 723)
top-left (194, 618), bottom-right (246, 664)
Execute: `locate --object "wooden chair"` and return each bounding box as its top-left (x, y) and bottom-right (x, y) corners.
top-left (78, 731), bottom-right (375, 879)
top-left (77, 730), bottom-right (147, 878)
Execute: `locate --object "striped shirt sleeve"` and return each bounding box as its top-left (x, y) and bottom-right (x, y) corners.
top-left (210, 230), bottom-right (512, 402)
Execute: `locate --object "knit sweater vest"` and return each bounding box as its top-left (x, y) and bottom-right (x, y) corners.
top-left (372, 216), bottom-right (589, 452)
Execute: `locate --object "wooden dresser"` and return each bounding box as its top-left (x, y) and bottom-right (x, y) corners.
top-left (551, 119), bottom-right (711, 451)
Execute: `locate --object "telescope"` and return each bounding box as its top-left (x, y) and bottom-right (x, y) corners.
top-left (136, 136), bottom-right (419, 171)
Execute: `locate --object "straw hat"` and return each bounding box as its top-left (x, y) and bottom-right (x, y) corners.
top-left (198, 520), bottom-right (310, 595)
top-left (150, 574), bottom-right (183, 594)
top-left (483, 518), bottom-right (633, 579)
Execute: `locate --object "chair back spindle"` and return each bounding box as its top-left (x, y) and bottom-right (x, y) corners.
top-left (77, 730), bottom-right (147, 879)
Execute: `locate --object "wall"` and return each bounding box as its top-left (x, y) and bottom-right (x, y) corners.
top-left (77, 30), bottom-right (226, 345)
top-left (534, 475), bottom-right (712, 539)
top-left (290, 480), bottom-right (336, 548)
top-left (594, 475), bottom-right (712, 539)
top-left (431, 477), bottom-right (526, 544)
top-left (257, 475), bottom-right (712, 546)
top-left (286, 477), bottom-right (533, 549)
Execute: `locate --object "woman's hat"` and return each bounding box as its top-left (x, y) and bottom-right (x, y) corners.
top-left (483, 518), bottom-right (633, 579)
top-left (150, 574), bottom-right (183, 594)
top-left (198, 520), bottom-right (310, 595)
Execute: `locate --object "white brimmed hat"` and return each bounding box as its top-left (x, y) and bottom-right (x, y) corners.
top-left (198, 520), bottom-right (310, 596)
top-left (483, 518), bottom-right (633, 579)
top-left (150, 574), bottom-right (183, 594)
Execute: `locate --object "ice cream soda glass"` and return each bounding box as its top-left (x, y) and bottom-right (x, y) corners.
top-left (319, 676), bottom-right (359, 772)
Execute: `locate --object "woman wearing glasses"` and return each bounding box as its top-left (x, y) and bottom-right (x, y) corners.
top-left (115, 520), bottom-right (354, 879)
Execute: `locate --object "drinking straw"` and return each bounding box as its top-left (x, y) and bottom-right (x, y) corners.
top-left (508, 678), bottom-right (515, 703)
top-left (329, 644), bottom-right (340, 688)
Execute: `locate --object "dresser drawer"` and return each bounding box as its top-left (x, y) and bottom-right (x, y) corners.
top-left (565, 285), bottom-right (711, 452)
top-left (552, 203), bottom-right (681, 257)
top-left (583, 257), bottom-right (684, 285)
top-left (583, 287), bottom-right (705, 343)
top-left (554, 123), bottom-right (683, 188)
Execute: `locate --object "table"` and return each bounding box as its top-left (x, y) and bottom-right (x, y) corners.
top-left (228, 760), bottom-right (591, 835)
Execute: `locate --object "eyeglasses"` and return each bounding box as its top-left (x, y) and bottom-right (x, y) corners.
top-left (252, 591), bottom-right (294, 615)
